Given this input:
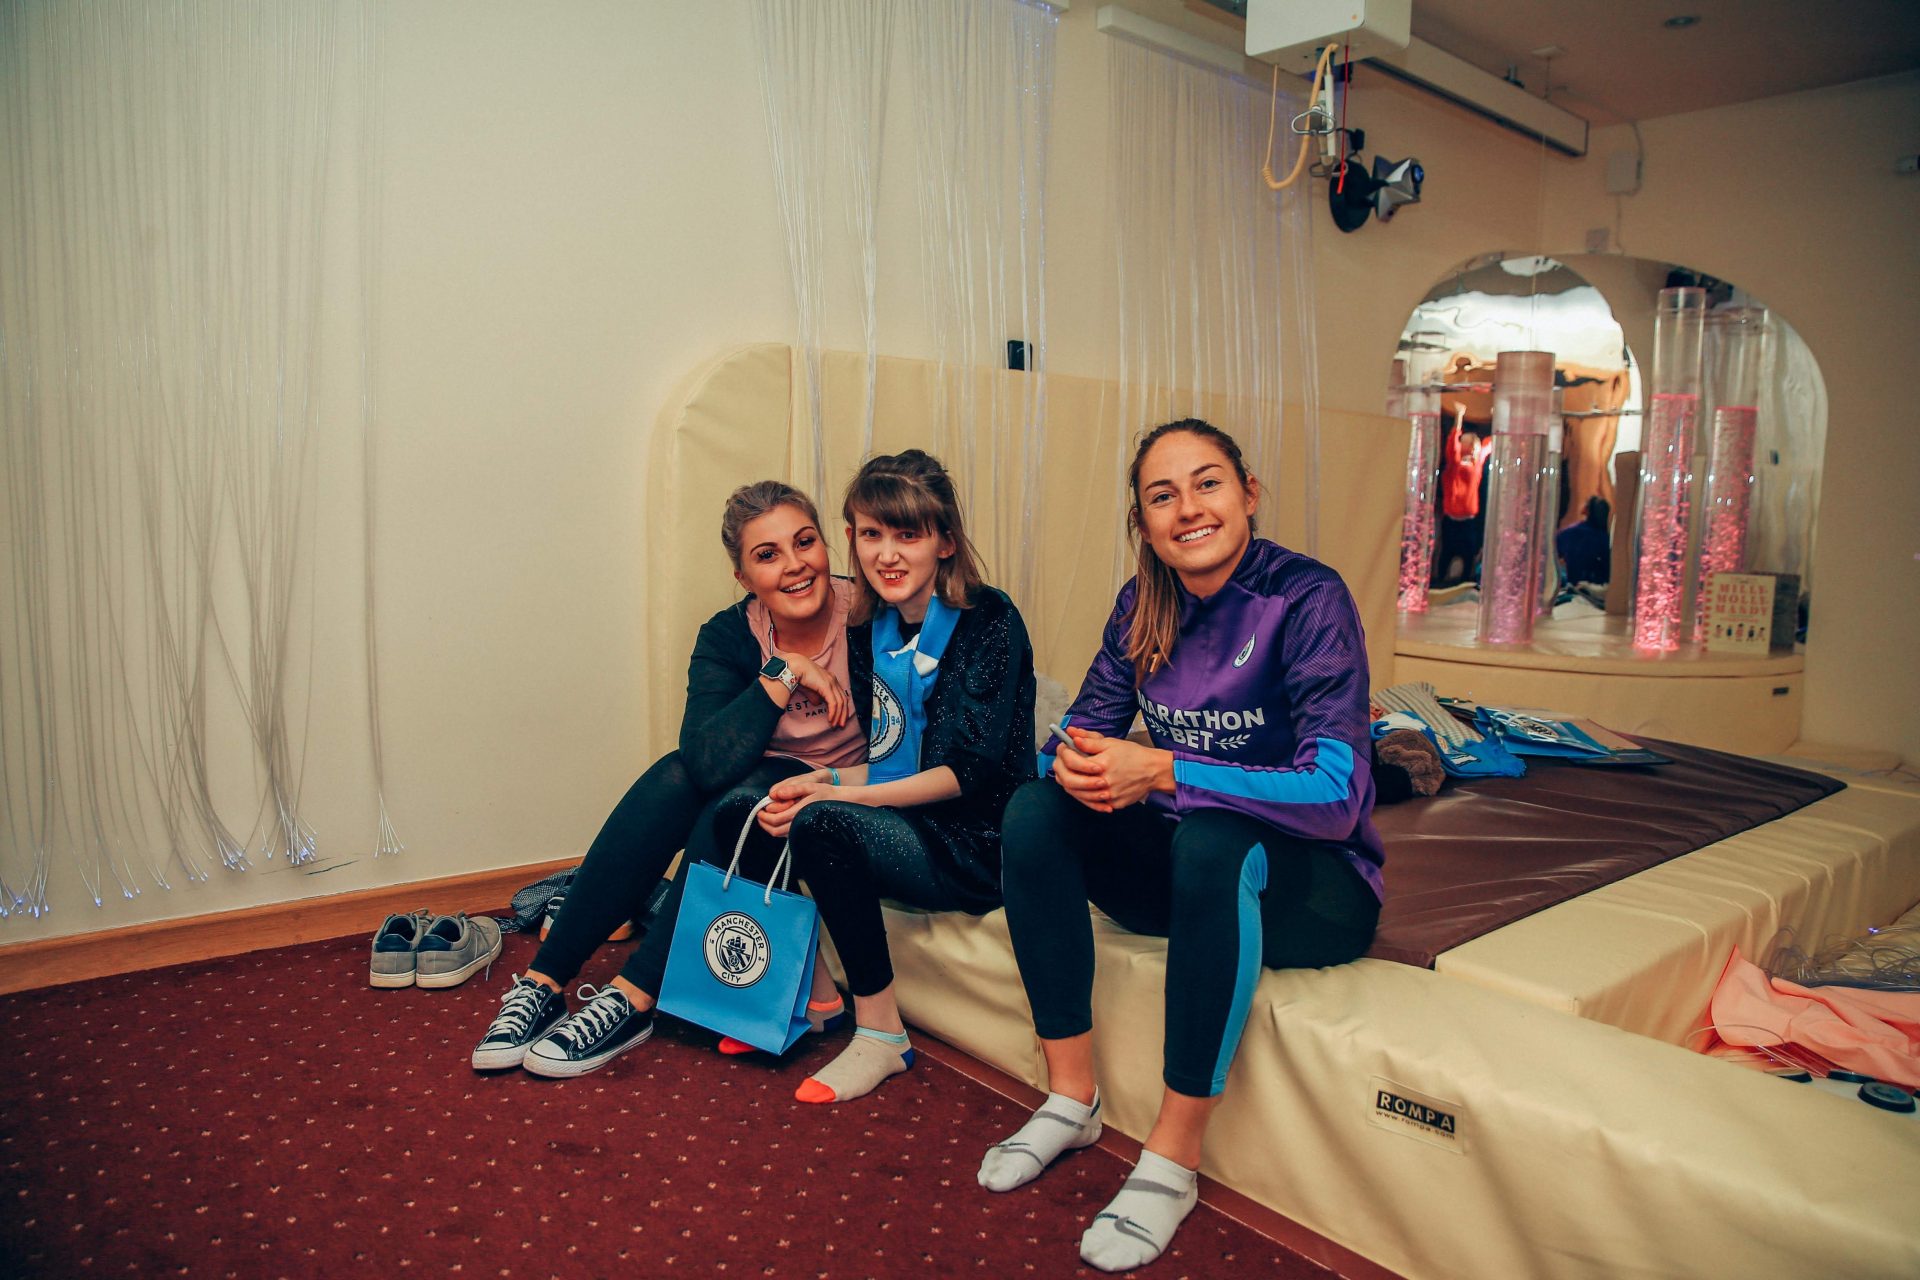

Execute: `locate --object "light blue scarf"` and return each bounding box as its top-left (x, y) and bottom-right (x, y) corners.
top-left (867, 597), bottom-right (960, 784)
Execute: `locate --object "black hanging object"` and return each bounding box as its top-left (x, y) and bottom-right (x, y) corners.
top-left (1329, 157), bottom-right (1376, 233)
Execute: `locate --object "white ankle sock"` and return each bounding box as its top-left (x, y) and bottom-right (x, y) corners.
top-left (1078, 1149), bottom-right (1199, 1273)
top-left (976, 1090), bottom-right (1102, 1192)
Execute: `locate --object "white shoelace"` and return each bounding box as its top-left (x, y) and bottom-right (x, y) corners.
top-left (488, 976), bottom-right (550, 1038)
top-left (553, 985), bottom-right (629, 1048)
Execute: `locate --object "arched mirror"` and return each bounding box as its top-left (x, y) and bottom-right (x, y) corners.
top-left (1391, 252), bottom-right (1827, 652)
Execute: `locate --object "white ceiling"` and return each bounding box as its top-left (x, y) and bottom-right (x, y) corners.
top-left (1408, 0), bottom-right (1920, 125)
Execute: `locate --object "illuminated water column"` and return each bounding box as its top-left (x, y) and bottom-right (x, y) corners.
top-left (1477, 350), bottom-right (1553, 645)
top-left (1691, 306), bottom-right (1769, 641)
top-left (1396, 332), bottom-right (1446, 612)
top-left (1631, 287), bottom-right (1706, 652)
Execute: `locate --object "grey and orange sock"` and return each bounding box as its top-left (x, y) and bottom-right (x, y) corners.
top-left (794, 1026), bottom-right (912, 1104)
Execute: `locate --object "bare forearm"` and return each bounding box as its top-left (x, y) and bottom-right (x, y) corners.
top-left (840, 765), bottom-right (960, 810)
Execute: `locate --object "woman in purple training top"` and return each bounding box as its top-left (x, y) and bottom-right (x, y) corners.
top-left (978, 419), bottom-right (1384, 1273)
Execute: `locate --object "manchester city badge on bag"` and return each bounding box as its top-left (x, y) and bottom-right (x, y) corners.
top-left (657, 797), bottom-right (820, 1055)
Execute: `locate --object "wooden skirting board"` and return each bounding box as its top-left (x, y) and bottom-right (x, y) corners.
top-left (0, 857), bottom-right (577, 997)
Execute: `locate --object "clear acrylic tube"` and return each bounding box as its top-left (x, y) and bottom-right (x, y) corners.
top-left (1536, 390), bottom-right (1564, 618)
top-left (1397, 332), bottom-right (1445, 612)
top-left (1691, 306), bottom-right (1769, 641)
top-left (1477, 351), bottom-right (1554, 645)
top-left (1632, 287), bottom-right (1706, 652)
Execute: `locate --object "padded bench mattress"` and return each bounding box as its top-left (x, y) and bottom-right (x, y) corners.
top-left (878, 905), bottom-right (1920, 1280)
top-left (1368, 740), bottom-right (1844, 969)
top-left (872, 773), bottom-right (1920, 1278)
top-left (1433, 770), bottom-right (1920, 1044)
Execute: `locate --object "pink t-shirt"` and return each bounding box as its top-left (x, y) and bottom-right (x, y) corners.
top-left (746, 578), bottom-right (868, 771)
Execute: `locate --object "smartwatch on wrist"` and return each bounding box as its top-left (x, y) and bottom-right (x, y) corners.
top-left (760, 655), bottom-right (801, 694)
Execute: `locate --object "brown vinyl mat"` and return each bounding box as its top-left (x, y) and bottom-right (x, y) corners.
top-left (1365, 739), bottom-right (1845, 968)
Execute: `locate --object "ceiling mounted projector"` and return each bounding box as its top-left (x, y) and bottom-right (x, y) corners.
top-left (1244, 0), bottom-right (1411, 70)
top-left (1328, 154), bottom-right (1424, 233)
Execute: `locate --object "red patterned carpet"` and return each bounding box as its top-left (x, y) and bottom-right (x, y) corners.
top-left (0, 928), bottom-right (1341, 1279)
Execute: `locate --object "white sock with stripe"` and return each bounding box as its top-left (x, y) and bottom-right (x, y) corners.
top-left (1078, 1149), bottom-right (1199, 1272)
top-left (976, 1090), bottom-right (1102, 1192)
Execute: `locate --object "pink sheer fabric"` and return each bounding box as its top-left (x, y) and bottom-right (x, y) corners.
top-left (1708, 948), bottom-right (1920, 1089)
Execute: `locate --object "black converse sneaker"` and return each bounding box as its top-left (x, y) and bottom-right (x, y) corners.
top-left (522, 984), bottom-right (653, 1078)
top-left (472, 974), bottom-right (567, 1071)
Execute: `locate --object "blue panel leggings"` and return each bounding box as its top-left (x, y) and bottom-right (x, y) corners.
top-left (1000, 779), bottom-right (1381, 1098)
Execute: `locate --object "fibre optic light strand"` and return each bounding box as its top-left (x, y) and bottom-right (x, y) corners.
top-left (1, 1), bottom-right (376, 913)
top-left (901, 0), bottom-right (1055, 609)
top-left (1112, 36), bottom-right (1311, 574)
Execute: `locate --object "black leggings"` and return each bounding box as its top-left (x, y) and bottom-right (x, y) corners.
top-left (779, 802), bottom-right (998, 997)
top-left (531, 753), bottom-right (810, 996)
top-left (1000, 779), bottom-right (1380, 1098)
top-left (697, 795), bottom-right (1000, 1000)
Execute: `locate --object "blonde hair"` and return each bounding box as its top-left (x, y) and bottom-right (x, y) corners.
top-left (1124, 419), bottom-right (1256, 683)
top-left (841, 450), bottom-right (985, 625)
top-left (719, 480), bottom-right (821, 569)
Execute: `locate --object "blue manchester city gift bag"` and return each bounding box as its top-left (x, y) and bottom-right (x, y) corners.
top-left (657, 799), bottom-right (820, 1055)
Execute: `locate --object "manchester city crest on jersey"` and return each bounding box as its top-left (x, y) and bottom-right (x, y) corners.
top-left (703, 912), bottom-right (770, 987)
top-left (870, 674), bottom-right (905, 762)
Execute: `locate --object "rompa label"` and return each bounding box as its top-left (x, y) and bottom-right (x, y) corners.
top-left (1368, 1076), bottom-right (1467, 1153)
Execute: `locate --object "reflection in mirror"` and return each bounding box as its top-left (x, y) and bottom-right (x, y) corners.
top-left (1391, 252), bottom-right (1826, 650)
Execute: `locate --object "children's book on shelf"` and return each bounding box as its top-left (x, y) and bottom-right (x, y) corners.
top-left (1705, 572), bottom-right (1799, 655)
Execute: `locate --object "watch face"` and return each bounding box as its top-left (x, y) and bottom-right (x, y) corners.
top-left (761, 657), bottom-right (788, 679)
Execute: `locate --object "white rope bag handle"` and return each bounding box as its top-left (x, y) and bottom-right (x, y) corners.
top-left (723, 795), bottom-right (795, 907)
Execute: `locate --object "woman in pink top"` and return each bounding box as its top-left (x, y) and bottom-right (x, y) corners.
top-left (469, 481), bottom-right (864, 1078)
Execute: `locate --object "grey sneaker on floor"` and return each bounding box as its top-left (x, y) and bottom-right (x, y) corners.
top-left (415, 913), bottom-right (503, 989)
top-left (368, 910), bottom-right (433, 988)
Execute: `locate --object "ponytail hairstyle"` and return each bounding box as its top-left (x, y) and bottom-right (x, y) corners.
top-left (719, 479), bottom-right (822, 571)
top-left (841, 449), bottom-right (986, 625)
top-left (1124, 418), bottom-right (1257, 683)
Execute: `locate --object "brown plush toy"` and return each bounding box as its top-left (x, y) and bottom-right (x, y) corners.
top-left (1373, 729), bottom-right (1446, 803)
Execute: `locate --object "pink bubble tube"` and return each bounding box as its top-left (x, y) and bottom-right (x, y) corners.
top-left (1398, 409), bottom-right (1442, 611)
top-left (1691, 405), bottom-right (1757, 641)
top-left (1477, 350), bottom-right (1554, 646)
top-left (1478, 435), bottom-right (1546, 642)
top-left (1632, 286), bottom-right (1706, 654)
top-left (1631, 392), bottom-right (1698, 651)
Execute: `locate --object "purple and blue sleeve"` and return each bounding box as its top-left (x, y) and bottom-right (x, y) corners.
top-left (1168, 576), bottom-right (1375, 843)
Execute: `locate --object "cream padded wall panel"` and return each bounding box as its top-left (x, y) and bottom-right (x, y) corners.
top-left (645, 344), bottom-right (1407, 754)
